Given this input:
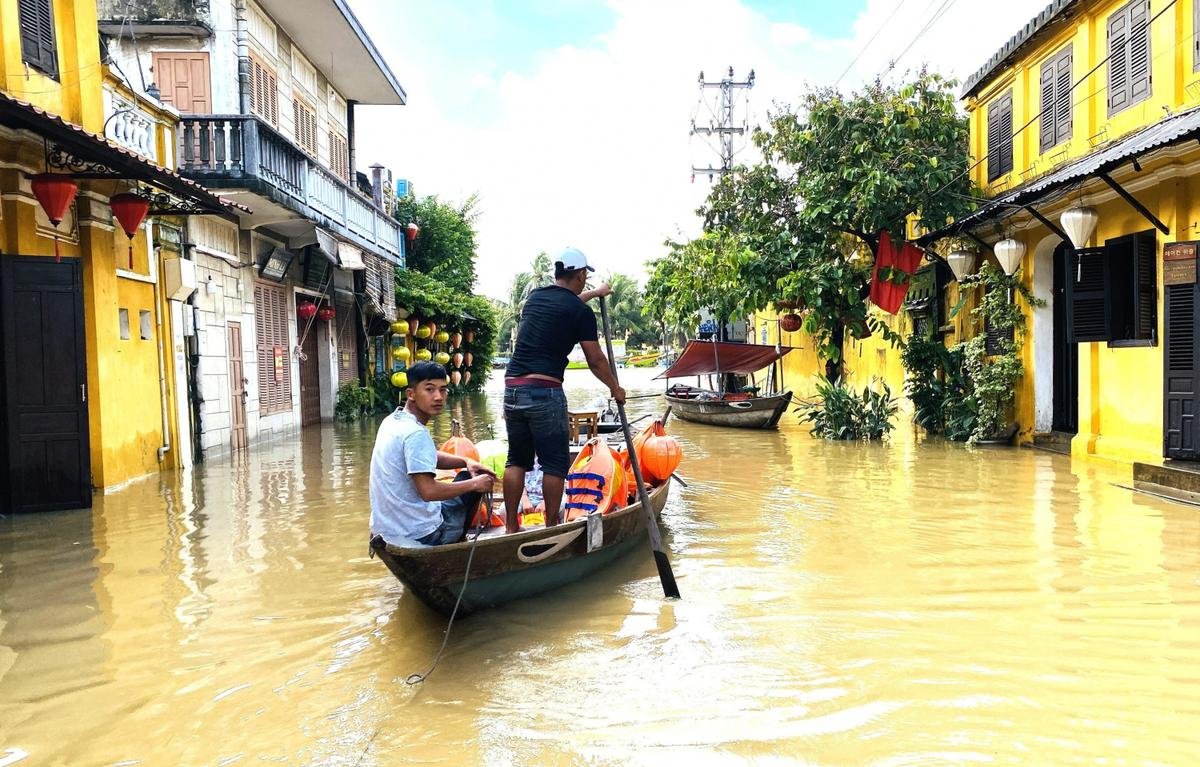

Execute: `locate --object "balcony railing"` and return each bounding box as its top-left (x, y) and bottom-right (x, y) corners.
top-left (178, 115), bottom-right (402, 262)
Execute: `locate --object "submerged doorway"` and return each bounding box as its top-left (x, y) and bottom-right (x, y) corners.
top-left (1052, 242), bottom-right (1079, 433)
top-left (298, 318), bottom-right (321, 427)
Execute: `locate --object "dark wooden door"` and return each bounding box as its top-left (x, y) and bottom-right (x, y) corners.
top-left (0, 256), bottom-right (91, 512)
top-left (1164, 278), bottom-right (1199, 459)
top-left (228, 322), bottom-right (247, 450)
top-left (299, 321), bottom-right (321, 426)
top-left (1052, 243), bottom-right (1078, 432)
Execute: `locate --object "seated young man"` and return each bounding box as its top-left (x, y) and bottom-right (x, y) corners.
top-left (369, 361), bottom-right (496, 546)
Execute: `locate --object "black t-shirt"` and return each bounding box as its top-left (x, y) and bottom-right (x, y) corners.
top-left (506, 285), bottom-right (599, 380)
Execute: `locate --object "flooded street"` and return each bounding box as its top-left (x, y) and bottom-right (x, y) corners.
top-left (2, 367), bottom-right (1199, 766)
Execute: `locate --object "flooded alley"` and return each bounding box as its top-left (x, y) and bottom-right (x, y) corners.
top-left (1, 369), bottom-right (1199, 766)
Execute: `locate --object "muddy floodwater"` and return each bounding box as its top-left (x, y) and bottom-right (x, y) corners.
top-left (1, 367), bottom-right (1199, 765)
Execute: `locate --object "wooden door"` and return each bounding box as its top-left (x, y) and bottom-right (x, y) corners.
top-left (152, 51), bottom-right (212, 114)
top-left (1052, 243), bottom-right (1078, 432)
top-left (1164, 278), bottom-right (1199, 459)
top-left (299, 321), bottom-right (321, 427)
top-left (227, 322), bottom-right (248, 450)
top-left (0, 256), bottom-right (91, 512)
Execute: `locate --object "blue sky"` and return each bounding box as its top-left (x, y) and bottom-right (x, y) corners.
top-left (347, 0), bottom-right (1050, 297)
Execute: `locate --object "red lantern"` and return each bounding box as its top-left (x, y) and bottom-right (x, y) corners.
top-left (317, 305), bottom-right (335, 322)
top-left (110, 193), bottom-right (151, 270)
top-left (297, 300), bottom-right (318, 320)
top-left (466, 330), bottom-right (475, 343)
top-left (405, 222), bottom-right (420, 242)
top-left (780, 313), bottom-right (802, 333)
top-left (30, 173), bottom-right (79, 262)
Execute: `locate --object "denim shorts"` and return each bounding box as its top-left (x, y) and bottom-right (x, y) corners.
top-left (504, 385), bottom-right (570, 477)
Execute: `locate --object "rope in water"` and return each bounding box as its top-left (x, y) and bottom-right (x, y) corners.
top-left (405, 489), bottom-right (493, 685)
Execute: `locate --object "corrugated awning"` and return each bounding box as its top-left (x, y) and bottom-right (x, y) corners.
top-left (928, 104), bottom-right (1200, 239)
top-left (656, 340), bottom-right (795, 379)
top-left (0, 91), bottom-right (248, 216)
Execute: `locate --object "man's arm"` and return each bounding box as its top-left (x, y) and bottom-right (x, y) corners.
top-left (580, 340), bottom-right (626, 404)
top-left (579, 282), bottom-right (612, 303)
top-left (410, 471), bottom-right (492, 502)
top-left (436, 451), bottom-right (497, 477)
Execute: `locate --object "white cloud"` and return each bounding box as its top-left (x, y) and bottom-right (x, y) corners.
top-left (351, 0), bottom-right (1050, 300)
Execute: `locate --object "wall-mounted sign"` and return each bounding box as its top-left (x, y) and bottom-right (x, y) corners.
top-left (1164, 241), bottom-right (1198, 285)
top-left (273, 345), bottom-right (285, 383)
top-left (260, 248), bottom-right (295, 282)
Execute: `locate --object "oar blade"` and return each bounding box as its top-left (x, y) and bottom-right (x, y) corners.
top-left (654, 551), bottom-right (681, 599)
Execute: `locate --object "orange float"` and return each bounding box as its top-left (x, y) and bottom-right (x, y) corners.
top-left (439, 419), bottom-right (480, 462)
top-left (563, 438), bottom-right (625, 521)
top-left (633, 419), bottom-right (682, 482)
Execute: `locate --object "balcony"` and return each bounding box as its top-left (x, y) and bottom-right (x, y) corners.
top-left (102, 77), bottom-right (177, 165)
top-left (97, 0), bottom-right (213, 37)
top-left (178, 115), bottom-right (402, 264)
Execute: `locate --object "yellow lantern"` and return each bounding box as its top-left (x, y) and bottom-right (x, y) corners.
top-left (390, 371), bottom-right (408, 388)
top-left (434, 330), bottom-right (450, 344)
top-left (416, 348), bottom-right (432, 361)
top-left (434, 351), bottom-right (451, 365)
top-left (390, 320), bottom-right (409, 336)
top-left (414, 325), bottom-right (431, 339)
top-left (393, 346), bottom-right (411, 362)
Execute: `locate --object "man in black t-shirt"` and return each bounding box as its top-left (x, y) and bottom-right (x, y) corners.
top-left (503, 247), bottom-right (626, 533)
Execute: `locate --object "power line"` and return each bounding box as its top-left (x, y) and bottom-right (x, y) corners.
top-left (834, 0), bottom-right (913, 87)
top-left (880, 0), bottom-right (960, 78)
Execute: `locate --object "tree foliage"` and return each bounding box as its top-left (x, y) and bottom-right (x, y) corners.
top-left (394, 194), bottom-right (480, 294)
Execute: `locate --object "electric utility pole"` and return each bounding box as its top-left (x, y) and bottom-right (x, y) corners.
top-left (690, 66), bottom-right (755, 182)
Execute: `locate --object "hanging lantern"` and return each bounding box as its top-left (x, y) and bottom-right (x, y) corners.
top-left (414, 324), bottom-right (431, 339)
top-left (463, 370), bottom-right (471, 385)
top-left (946, 250), bottom-right (977, 282)
top-left (415, 348), bottom-right (432, 361)
top-left (453, 352), bottom-right (464, 368)
top-left (317, 305), bottom-right (336, 322)
top-left (451, 370), bottom-right (462, 385)
top-left (465, 352), bottom-right (473, 366)
top-left (434, 351), bottom-right (451, 365)
top-left (434, 330), bottom-right (450, 344)
top-left (297, 299), bottom-right (318, 320)
top-left (396, 307), bottom-right (411, 319)
top-left (1060, 206), bottom-right (1099, 250)
top-left (30, 173), bottom-right (79, 262)
top-left (110, 192), bottom-right (151, 270)
top-left (779, 313), bottom-right (802, 333)
top-left (391, 371), bottom-right (408, 388)
top-left (393, 345), bottom-right (411, 362)
top-left (993, 238), bottom-right (1026, 276)
top-left (405, 222), bottom-right (420, 242)
top-left (427, 321), bottom-right (438, 337)
top-left (390, 320), bottom-right (409, 336)
top-left (466, 330), bottom-right (475, 343)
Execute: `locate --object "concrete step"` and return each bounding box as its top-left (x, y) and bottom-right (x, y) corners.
top-left (1031, 430), bottom-right (1074, 456)
top-left (1133, 461), bottom-right (1200, 507)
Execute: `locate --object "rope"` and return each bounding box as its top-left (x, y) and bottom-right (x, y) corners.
top-left (404, 489), bottom-right (492, 686)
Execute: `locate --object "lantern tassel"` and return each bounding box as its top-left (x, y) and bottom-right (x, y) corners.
top-left (128, 241), bottom-right (134, 270)
top-left (54, 232), bottom-right (61, 263)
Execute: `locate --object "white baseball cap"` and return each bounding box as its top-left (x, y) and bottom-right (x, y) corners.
top-left (554, 246), bottom-right (595, 272)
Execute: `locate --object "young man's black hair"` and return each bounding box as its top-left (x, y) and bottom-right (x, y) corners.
top-left (406, 361), bottom-right (448, 386)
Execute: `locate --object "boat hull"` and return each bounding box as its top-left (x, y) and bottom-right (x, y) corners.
top-left (665, 391), bottom-right (793, 429)
top-left (372, 482), bottom-right (671, 616)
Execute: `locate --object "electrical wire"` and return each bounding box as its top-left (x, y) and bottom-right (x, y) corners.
top-left (834, 0), bottom-right (913, 87)
top-left (882, 0), bottom-right (959, 78)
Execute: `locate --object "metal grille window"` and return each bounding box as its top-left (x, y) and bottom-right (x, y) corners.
top-left (1039, 45), bottom-right (1073, 153)
top-left (18, 0), bottom-right (58, 78)
top-left (986, 90), bottom-right (1014, 183)
top-left (254, 282), bottom-right (292, 415)
top-left (249, 54), bottom-right (279, 126)
top-left (1107, 0), bottom-right (1151, 116)
top-left (293, 98), bottom-right (318, 156)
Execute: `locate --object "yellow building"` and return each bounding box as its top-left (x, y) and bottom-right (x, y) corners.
top-left (934, 0), bottom-right (1200, 478)
top-left (0, 0), bottom-right (239, 511)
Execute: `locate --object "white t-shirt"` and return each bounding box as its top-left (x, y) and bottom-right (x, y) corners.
top-left (369, 408), bottom-right (440, 543)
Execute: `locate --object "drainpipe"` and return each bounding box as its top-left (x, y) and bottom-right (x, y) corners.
top-left (235, 0), bottom-right (252, 115)
top-left (348, 101), bottom-right (357, 176)
top-left (153, 236), bottom-right (172, 463)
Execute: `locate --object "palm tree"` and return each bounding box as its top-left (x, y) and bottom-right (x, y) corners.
top-left (496, 253), bottom-right (555, 350)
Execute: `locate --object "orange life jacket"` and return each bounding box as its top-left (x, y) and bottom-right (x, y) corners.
top-left (563, 438), bottom-right (625, 521)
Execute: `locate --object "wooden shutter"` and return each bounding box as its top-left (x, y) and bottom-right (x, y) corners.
top-left (987, 91), bottom-right (1013, 182)
top-left (1133, 232), bottom-right (1157, 341)
top-left (250, 55), bottom-right (278, 126)
top-left (152, 52), bottom-right (211, 114)
top-left (1053, 47), bottom-right (1073, 147)
top-left (1128, 0), bottom-right (1151, 104)
top-left (18, 0), bottom-right (57, 78)
top-left (329, 131), bottom-right (349, 181)
top-left (1070, 247), bottom-right (1111, 342)
top-left (293, 98), bottom-right (317, 155)
top-left (1106, 230), bottom-right (1157, 341)
top-left (1108, 6), bottom-right (1130, 114)
top-left (254, 282), bottom-right (291, 415)
top-left (1039, 59), bottom-right (1056, 153)
top-left (1164, 281), bottom-right (1198, 458)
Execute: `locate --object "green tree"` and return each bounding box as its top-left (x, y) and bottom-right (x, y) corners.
top-left (657, 71), bottom-right (975, 380)
top-left (394, 194), bottom-right (479, 293)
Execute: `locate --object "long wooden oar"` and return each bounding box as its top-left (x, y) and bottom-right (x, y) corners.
top-left (599, 296), bottom-right (681, 599)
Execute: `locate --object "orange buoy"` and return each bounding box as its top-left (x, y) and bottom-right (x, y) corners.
top-left (633, 419), bottom-right (682, 482)
top-left (439, 419), bottom-right (480, 462)
top-left (563, 438), bottom-right (625, 521)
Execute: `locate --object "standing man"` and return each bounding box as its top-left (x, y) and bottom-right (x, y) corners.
top-left (370, 361), bottom-right (495, 547)
top-left (503, 246), bottom-right (626, 533)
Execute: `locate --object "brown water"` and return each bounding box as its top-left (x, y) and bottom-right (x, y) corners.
top-left (2, 367), bottom-right (1199, 765)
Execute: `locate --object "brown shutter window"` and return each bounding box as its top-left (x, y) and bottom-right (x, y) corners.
top-left (293, 98), bottom-right (318, 155)
top-left (254, 282), bottom-right (292, 415)
top-left (18, 0), bottom-right (58, 79)
top-left (250, 54), bottom-right (279, 126)
top-left (329, 131), bottom-right (349, 181)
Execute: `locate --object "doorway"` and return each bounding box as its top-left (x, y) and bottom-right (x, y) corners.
top-left (298, 318), bottom-right (321, 427)
top-left (228, 322), bottom-right (248, 450)
top-left (0, 256), bottom-right (91, 512)
top-left (1052, 243), bottom-right (1079, 433)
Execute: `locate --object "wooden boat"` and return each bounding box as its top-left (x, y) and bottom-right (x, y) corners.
top-left (370, 481), bottom-right (671, 616)
top-left (657, 339), bottom-right (796, 429)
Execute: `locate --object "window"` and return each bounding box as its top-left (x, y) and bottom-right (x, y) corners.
top-left (249, 54), bottom-right (279, 126)
top-left (1039, 45), bottom-right (1073, 153)
top-left (1107, 0), bottom-right (1151, 116)
top-left (329, 130), bottom-right (349, 181)
top-left (986, 90), bottom-right (1013, 183)
top-left (254, 282), bottom-right (292, 415)
top-left (1069, 230), bottom-right (1157, 345)
top-left (18, 0), bottom-right (58, 78)
top-left (292, 98), bottom-right (318, 155)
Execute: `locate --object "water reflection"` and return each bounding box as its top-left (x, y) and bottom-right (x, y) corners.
top-left (0, 367), bottom-right (1197, 765)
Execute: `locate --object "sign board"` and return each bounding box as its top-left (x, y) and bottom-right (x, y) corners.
top-left (273, 345), bottom-right (285, 383)
top-left (1164, 241), bottom-right (1198, 285)
top-left (260, 248), bottom-right (295, 282)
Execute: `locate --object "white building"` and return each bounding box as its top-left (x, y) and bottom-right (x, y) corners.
top-left (99, 0), bottom-right (406, 462)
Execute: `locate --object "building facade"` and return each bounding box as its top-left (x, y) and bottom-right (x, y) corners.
top-left (98, 0), bottom-right (406, 463)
